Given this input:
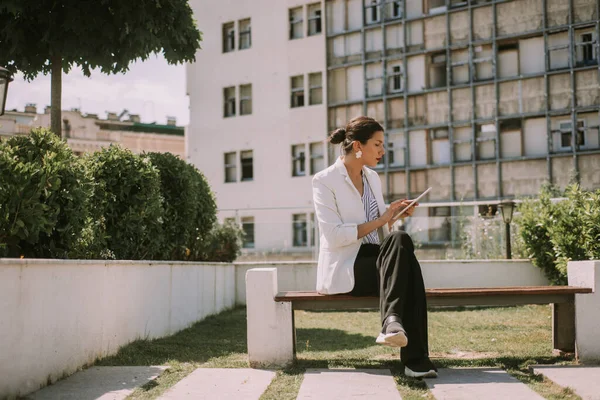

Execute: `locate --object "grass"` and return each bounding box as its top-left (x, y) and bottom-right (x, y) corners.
top-left (92, 305), bottom-right (580, 400)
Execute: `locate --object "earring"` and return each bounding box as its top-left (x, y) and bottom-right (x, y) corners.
top-left (355, 150), bottom-right (362, 159)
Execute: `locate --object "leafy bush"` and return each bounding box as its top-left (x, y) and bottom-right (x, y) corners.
top-left (147, 152), bottom-right (217, 260)
top-left (517, 184), bottom-right (600, 285)
top-left (86, 145), bottom-right (164, 260)
top-left (0, 128), bottom-right (93, 258)
top-left (192, 220), bottom-right (244, 262)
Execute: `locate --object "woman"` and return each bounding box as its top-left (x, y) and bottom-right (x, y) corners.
top-left (312, 116), bottom-right (437, 378)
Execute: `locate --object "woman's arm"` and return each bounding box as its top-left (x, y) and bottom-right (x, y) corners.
top-left (312, 178), bottom-right (361, 247)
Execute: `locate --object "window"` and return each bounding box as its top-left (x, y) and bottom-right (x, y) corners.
top-left (241, 150), bottom-right (254, 181)
top-left (577, 32), bottom-right (597, 66)
top-left (385, 142), bottom-right (394, 165)
top-left (224, 152), bottom-right (237, 183)
top-left (292, 144), bottom-right (306, 177)
top-left (310, 142), bottom-right (325, 174)
top-left (309, 72), bottom-right (323, 105)
top-left (291, 75), bottom-right (305, 108)
top-left (559, 120), bottom-right (586, 149)
top-left (223, 86), bottom-right (236, 117)
top-left (239, 18), bottom-right (251, 50)
top-left (429, 53), bottom-right (447, 88)
top-left (308, 3), bottom-right (322, 36)
top-left (222, 22), bottom-right (235, 53)
top-left (240, 84), bottom-right (252, 115)
top-left (386, 0), bottom-right (403, 19)
top-left (389, 65), bottom-right (403, 92)
top-left (478, 204), bottom-right (498, 218)
top-left (366, 0), bottom-right (380, 24)
top-left (241, 217), bottom-right (255, 248)
top-left (289, 7), bottom-right (303, 39)
top-left (431, 128), bottom-right (449, 140)
top-left (293, 214), bottom-right (308, 247)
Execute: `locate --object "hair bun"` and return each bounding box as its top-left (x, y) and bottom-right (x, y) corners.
top-left (329, 127), bottom-right (347, 144)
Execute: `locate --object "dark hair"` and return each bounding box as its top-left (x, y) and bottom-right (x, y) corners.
top-left (328, 116), bottom-right (384, 154)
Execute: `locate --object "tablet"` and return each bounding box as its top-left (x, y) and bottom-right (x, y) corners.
top-left (392, 187), bottom-right (432, 221)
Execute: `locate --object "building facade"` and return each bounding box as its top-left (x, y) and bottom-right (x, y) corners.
top-left (187, 0), bottom-right (599, 259)
top-left (0, 104), bottom-right (185, 158)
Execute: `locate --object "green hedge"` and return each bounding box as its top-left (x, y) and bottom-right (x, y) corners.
top-left (0, 129), bottom-right (93, 258)
top-left (147, 152), bottom-right (217, 260)
top-left (0, 130), bottom-right (242, 262)
top-left (517, 184), bottom-right (600, 285)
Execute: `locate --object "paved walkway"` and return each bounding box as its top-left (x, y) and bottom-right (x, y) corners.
top-left (297, 369), bottom-right (401, 400)
top-left (26, 365), bottom-right (600, 399)
top-left (533, 365), bottom-right (600, 400)
top-left (158, 368), bottom-right (275, 400)
top-left (26, 366), bottom-right (167, 400)
top-left (426, 368), bottom-right (544, 400)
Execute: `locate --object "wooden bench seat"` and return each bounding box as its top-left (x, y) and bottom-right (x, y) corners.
top-left (275, 286), bottom-right (593, 355)
top-left (275, 286), bottom-right (593, 309)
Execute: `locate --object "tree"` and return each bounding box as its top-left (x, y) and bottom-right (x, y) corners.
top-left (0, 1), bottom-right (201, 137)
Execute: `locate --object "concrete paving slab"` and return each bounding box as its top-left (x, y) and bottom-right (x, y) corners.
top-left (533, 365), bottom-right (600, 400)
top-left (296, 368), bottom-right (401, 400)
top-left (26, 366), bottom-right (167, 400)
top-left (158, 368), bottom-right (275, 400)
top-left (426, 368), bottom-right (544, 400)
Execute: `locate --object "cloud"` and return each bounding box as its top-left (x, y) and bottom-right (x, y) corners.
top-left (6, 55), bottom-right (189, 126)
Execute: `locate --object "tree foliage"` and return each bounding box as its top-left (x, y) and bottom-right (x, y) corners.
top-left (0, 0), bottom-right (202, 135)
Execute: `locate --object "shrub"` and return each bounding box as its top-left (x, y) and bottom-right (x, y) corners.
top-left (0, 129), bottom-right (93, 258)
top-left (192, 220), bottom-right (244, 262)
top-left (147, 152), bottom-right (217, 260)
top-left (86, 145), bottom-right (164, 260)
top-left (517, 184), bottom-right (600, 285)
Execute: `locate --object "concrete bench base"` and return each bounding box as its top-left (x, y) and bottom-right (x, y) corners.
top-left (246, 261), bottom-right (598, 368)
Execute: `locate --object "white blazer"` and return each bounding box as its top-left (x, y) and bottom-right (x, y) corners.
top-left (312, 156), bottom-right (390, 294)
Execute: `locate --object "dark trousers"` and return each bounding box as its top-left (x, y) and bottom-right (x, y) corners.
top-left (349, 231), bottom-right (430, 365)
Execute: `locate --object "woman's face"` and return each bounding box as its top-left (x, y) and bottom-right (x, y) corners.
top-left (357, 130), bottom-right (385, 168)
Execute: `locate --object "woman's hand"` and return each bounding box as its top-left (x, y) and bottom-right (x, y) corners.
top-left (387, 199), bottom-right (419, 228)
top-left (378, 199), bottom-right (407, 224)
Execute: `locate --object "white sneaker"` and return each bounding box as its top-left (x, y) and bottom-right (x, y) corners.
top-left (375, 330), bottom-right (408, 347)
top-left (404, 366), bottom-right (438, 379)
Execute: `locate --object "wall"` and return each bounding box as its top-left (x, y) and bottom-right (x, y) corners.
top-left (234, 260), bottom-right (550, 305)
top-left (0, 260), bottom-right (235, 399)
top-left (187, 0), bottom-right (328, 213)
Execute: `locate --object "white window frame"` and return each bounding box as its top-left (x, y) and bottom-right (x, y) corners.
top-left (224, 152), bottom-right (237, 183)
top-left (291, 75), bottom-right (305, 108)
top-left (223, 86), bottom-right (236, 118)
top-left (238, 18), bottom-right (252, 50)
top-left (239, 84), bottom-right (252, 116)
top-left (576, 31), bottom-right (597, 66)
top-left (389, 64), bottom-right (403, 93)
top-left (240, 150), bottom-right (254, 181)
top-left (289, 7), bottom-right (304, 40)
top-left (308, 72), bottom-right (323, 105)
top-left (309, 142), bottom-right (325, 174)
top-left (241, 216), bottom-right (255, 249)
top-left (292, 213), bottom-right (308, 247)
top-left (307, 3), bottom-right (322, 36)
top-left (292, 144), bottom-right (306, 177)
top-left (558, 119), bottom-right (586, 149)
top-left (222, 22), bottom-right (235, 53)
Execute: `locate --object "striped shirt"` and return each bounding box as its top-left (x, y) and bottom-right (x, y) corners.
top-left (361, 173), bottom-right (381, 245)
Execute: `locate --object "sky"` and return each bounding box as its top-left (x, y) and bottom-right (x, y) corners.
top-left (5, 54), bottom-right (190, 126)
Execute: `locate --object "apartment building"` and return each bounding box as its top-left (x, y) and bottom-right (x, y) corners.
top-left (0, 105), bottom-right (185, 158)
top-left (187, 0), bottom-right (599, 257)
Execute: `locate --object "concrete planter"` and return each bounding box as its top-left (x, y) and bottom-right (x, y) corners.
top-left (567, 260), bottom-right (600, 363)
top-left (0, 259), bottom-right (235, 399)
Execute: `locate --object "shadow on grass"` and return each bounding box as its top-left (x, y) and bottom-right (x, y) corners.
top-left (95, 307), bottom-right (248, 366)
top-left (296, 328), bottom-right (376, 352)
